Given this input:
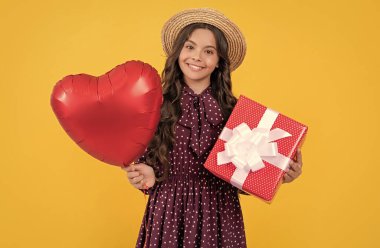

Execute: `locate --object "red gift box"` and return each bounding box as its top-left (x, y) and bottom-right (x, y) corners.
top-left (204, 95), bottom-right (308, 203)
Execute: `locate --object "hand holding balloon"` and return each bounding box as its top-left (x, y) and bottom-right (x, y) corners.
top-left (123, 163), bottom-right (156, 189)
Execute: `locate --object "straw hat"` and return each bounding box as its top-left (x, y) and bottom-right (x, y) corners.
top-left (161, 8), bottom-right (246, 71)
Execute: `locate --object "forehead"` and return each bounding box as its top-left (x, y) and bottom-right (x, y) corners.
top-left (187, 28), bottom-right (217, 47)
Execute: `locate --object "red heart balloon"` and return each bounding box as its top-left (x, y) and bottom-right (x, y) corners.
top-left (51, 60), bottom-right (162, 167)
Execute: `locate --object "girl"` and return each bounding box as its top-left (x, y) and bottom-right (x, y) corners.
top-left (123, 8), bottom-right (303, 248)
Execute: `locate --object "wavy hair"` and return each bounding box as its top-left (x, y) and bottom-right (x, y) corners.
top-left (145, 23), bottom-right (237, 181)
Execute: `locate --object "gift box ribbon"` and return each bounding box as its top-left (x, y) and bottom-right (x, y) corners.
top-left (217, 108), bottom-right (292, 189)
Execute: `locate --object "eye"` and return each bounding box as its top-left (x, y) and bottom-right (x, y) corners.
top-left (205, 50), bottom-right (214, 55)
top-left (185, 45), bottom-right (194, 49)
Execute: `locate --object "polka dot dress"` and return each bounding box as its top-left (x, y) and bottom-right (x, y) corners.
top-left (134, 85), bottom-right (247, 248)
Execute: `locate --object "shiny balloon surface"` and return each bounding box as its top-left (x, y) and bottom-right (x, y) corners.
top-left (51, 60), bottom-right (162, 166)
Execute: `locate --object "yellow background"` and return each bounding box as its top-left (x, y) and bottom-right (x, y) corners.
top-left (1, 0), bottom-right (379, 247)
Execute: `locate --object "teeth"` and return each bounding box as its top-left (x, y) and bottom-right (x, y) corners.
top-left (188, 64), bottom-right (203, 71)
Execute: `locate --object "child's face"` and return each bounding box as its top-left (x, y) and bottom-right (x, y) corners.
top-left (178, 28), bottom-right (219, 87)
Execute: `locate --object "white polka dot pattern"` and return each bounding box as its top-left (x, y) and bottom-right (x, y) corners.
top-left (204, 95), bottom-right (308, 203)
top-left (177, 85), bottom-right (224, 157)
top-left (134, 85), bottom-right (248, 247)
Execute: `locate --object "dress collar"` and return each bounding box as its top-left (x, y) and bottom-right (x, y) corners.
top-left (182, 84), bottom-right (212, 97)
top-left (178, 84), bottom-right (224, 157)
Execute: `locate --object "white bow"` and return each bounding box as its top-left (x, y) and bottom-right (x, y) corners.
top-left (217, 122), bottom-right (291, 189)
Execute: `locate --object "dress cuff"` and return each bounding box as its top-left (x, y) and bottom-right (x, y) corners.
top-left (139, 182), bottom-right (157, 195)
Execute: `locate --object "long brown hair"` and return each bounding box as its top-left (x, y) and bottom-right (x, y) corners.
top-left (145, 23), bottom-right (237, 181)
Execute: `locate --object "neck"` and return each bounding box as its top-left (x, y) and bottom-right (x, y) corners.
top-left (185, 81), bottom-right (211, 94)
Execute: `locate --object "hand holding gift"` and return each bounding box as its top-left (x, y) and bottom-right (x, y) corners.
top-left (283, 149), bottom-right (303, 183)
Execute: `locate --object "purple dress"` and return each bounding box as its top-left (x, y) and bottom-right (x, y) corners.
top-left (134, 85), bottom-right (247, 248)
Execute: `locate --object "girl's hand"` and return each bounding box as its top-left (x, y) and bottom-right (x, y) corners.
top-left (282, 149), bottom-right (303, 184)
top-left (122, 163), bottom-right (156, 189)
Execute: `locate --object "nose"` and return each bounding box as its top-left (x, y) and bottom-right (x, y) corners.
top-left (191, 49), bottom-right (201, 61)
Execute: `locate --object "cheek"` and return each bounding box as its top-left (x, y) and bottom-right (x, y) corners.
top-left (178, 48), bottom-right (188, 60)
top-left (178, 51), bottom-right (183, 60)
top-left (207, 56), bottom-right (219, 68)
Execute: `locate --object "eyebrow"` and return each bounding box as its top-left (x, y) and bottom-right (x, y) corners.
top-left (185, 39), bottom-right (217, 50)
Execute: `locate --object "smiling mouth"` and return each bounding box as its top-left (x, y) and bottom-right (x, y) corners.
top-left (187, 63), bottom-right (204, 71)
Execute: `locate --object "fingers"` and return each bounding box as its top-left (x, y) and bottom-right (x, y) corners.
top-left (283, 150), bottom-right (304, 183)
top-left (122, 163), bottom-right (151, 190)
top-left (126, 170), bottom-right (143, 183)
top-left (130, 175), bottom-right (144, 184)
top-left (133, 179), bottom-right (145, 189)
top-left (289, 160), bottom-right (302, 172)
top-left (127, 171), bottom-right (142, 179)
top-left (295, 149), bottom-right (303, 165)
top-left (285, 167), bottom-right (299, 179)
top-left (128, 173), bottom-right (145, 189)
top-left (283, 173), bottom-right (293, 183)
top-left (283, 167), bottom-right (298, 183)
top-left (126, 170), bottom-right (145, 189)
top-left (283, 159), bottom-right (302, 183)
top-left (126, 171), bottom-right (140, 179)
